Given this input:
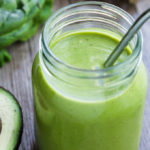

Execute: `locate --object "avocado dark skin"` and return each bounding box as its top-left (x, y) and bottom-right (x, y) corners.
top-left (0, 87), bottom-right (23, 150)
top-left (13, 91), bottom-right (23, 150)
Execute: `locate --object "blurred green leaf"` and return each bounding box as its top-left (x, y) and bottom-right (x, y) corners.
top-left (0, 0), bottom-right (53, 67)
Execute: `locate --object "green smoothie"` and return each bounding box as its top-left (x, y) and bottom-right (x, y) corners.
top-left (32, 29), bottom-right (147, 150)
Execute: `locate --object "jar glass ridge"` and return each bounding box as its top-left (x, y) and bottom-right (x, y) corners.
top-left (39, 1), bottom-right (142, 101)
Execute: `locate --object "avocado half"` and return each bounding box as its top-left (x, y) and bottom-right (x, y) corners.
top-left (0, 88), bottom-right (23, 150)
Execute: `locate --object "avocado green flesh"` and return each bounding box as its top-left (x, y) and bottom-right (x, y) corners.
top-left (0, 88), bottom-right (22, 150)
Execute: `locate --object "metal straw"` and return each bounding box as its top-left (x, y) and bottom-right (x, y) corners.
top-left (104, 8), bottom-right (150, 68)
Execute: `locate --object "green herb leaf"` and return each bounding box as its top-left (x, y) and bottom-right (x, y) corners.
top-left (0, 49), bottom-right (11, 67)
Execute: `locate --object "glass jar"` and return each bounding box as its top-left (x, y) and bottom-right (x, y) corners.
top-left (32, 2), bottom-right (147, 150)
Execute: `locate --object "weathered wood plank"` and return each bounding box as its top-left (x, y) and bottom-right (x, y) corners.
top-left (135, 1), bottom-right (150, 150)
top-left (0, 0), bottom-right (149, 150)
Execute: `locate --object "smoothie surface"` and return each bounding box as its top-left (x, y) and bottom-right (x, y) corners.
top-left (50, 29), bottom-right (131, 69)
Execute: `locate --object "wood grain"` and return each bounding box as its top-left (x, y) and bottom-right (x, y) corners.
top-left (0, 0), bottom-right (150, 150)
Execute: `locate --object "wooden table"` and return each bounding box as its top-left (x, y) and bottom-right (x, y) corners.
top-left (0, 0), bottom-right (150, 150)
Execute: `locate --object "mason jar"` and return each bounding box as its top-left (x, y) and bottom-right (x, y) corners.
top-left (32, 2), bottom-right (147, 150)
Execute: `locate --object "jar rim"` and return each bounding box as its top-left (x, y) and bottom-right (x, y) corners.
top-left (42, 1), bottom-right (142, 76)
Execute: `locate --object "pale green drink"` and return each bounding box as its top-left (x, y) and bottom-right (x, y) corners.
top-left (32, 2), bottom-right (147, 150)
